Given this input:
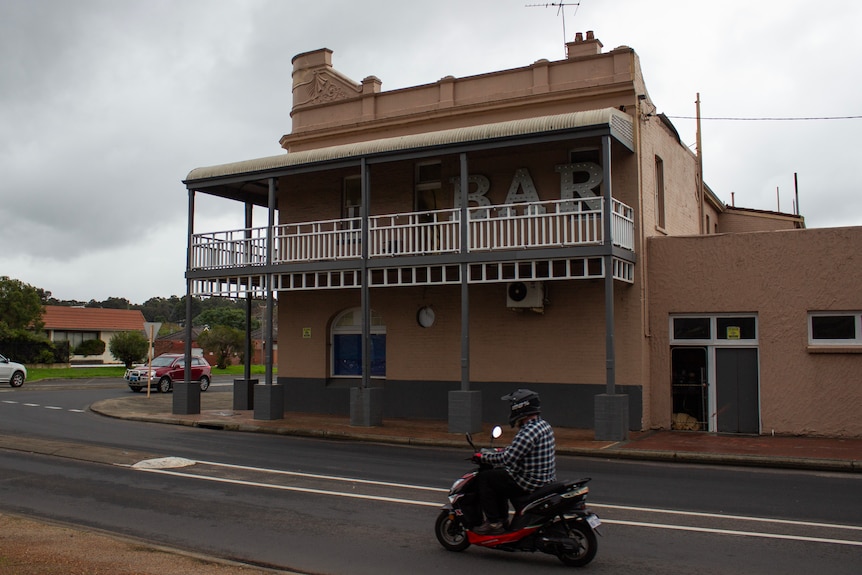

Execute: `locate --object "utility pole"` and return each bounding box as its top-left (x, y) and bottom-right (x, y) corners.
top-left (696, 93), bottom-right (704, 234)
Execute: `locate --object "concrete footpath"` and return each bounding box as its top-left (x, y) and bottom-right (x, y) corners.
top-left (90, 392), bottom-right (862, 473)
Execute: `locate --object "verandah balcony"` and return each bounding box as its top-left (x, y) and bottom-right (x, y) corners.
top-left (190, 197), bottom-right (634, 272)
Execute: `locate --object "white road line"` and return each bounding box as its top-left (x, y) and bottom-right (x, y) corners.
top-left (133, 460), bottom-right (862, 547)
top-left (591, 503), bottom-right (862, 532)
top-left (44, 406), bottom-right (63, 410)
top-left (2, 400), bottom-right (18, 404)
top-left (198, 460), bottom-right (447, 493)
top-left (23, 403), bottom-right (40, 407)
top-left (601, 519), bottom-right (862, 547)
top-left (137, 467), bottom-right (441, 507)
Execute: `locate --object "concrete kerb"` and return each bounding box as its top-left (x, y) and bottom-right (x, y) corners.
top-left (578, 446), bottom-right (860, 473)
top-left (88, 400), bottom-right (459, 447)
top-left (88, 399), bottom-right (860, 473)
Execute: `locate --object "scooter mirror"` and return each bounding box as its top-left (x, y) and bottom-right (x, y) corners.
top-left (466, 433), bottom-right (477, 451)
top-left (491, 426), bottom-right (503, 439)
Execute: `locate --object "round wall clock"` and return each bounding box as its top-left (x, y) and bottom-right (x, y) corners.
top-left (417, 306), bottom-right (436, 328)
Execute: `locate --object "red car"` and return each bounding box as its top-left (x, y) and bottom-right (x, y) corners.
top-left (124, 353), bottom-right (212, 393)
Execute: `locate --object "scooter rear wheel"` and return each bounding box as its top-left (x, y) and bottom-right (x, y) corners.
top-left (556, 518), bottom-right (597, 567)
top-left (435, 510), bottom-right (470, 552)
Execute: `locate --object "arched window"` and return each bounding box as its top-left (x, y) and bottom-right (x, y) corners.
top-left (331, 308), bottom-right (386, 377)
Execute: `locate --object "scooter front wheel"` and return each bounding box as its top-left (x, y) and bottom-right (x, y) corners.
top-left (556, 518), bottom-right (597, 567)
top-left (435, 510), bottom-right (470, 552)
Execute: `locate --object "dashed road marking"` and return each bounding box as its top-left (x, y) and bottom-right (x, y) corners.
top-left (1, 400), bottom-right (87, 414)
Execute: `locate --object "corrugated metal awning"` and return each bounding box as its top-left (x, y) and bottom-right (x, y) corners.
top-left (185, 108), bottom-right (634, 190)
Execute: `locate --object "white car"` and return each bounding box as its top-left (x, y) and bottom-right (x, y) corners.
top-left (0, 354), bottom-right (27, 387)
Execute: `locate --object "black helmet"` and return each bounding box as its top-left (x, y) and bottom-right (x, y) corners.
top-left (502, 389), bottom-right (541, 427)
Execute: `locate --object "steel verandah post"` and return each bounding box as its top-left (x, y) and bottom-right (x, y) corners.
top-left (350, 157), bottom-right (382, 426)
top-left (594, 134), bottom-right (628, 441)
top-left (185, 188), bottom-right (194, 387)
top-left (602, 135), bottom-right (615, 396)
top-left (460, 152), bottom-right (469, 392)
top-left (448, 152), bottom-right (481, 433)
top-left (266, 178), bottom-right (275, 387)
top-left (361, 158), bottom-right (371, 391)
top-left (253, 177), bottom-right (284, 420)
top-left (174, 187), bottom-right (201, 415)
top-left (244, 202), bottom-right (253, 384)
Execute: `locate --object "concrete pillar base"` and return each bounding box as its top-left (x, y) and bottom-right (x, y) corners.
top-left (448, 390), bottom-right (483, 434)
top-left (594, 393), bottom-right (629, 441)
top-left (253, 384), bottom-right (284, 420)
top-left (233, 379), bottom-right (257, 411)
top-left (172, 382), bottom-right (201, 415)
top-left (350, 387), bottom-right (384, 427)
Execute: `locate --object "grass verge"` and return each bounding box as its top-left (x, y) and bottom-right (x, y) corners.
top-left (26, 364), bottom-right (272, 382)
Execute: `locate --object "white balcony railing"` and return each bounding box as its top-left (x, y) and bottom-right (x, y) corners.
top-left (279, 217), bottom-right (363, 262)
top-left (612, 199), bottom-right (635, 251)
top-left (190, 197), bottom-right (634, 271)
top-left (192, 227), bottom-right (268, 270)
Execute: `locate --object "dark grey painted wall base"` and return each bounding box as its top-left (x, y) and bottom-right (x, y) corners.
top-left (278, 377), bottom-right (642, 430)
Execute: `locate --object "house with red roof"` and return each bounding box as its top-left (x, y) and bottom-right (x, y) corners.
top-left (41, 306), bottom-right (147, 365)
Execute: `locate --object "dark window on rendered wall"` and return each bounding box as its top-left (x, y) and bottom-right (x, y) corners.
top-left (673, 317), bottom-right (710, 340)
top-left (810, 314), bottom-right (857, 341)
top-left (655, 155), bottom-right (666, 229)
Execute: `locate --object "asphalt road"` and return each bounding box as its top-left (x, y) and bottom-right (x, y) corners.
top-left (1, 381), bottom-right (860, 574)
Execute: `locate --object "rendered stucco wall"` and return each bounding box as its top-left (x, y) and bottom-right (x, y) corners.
top-left (648, 227), bottom-right (862, 437)
top-left (276, 275), bottom-right (645, 428)
top-left (286, 45), bottom-right (644, 151)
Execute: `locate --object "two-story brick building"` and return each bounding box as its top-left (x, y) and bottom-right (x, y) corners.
top-left (179, 33), bottom-right (860, 438)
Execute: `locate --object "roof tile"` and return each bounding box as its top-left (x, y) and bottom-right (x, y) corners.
top-left (41, 306), bottom-right (146, 331)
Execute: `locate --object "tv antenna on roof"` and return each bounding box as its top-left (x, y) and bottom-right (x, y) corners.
top-left (526, 2), bottom-right (581, 57)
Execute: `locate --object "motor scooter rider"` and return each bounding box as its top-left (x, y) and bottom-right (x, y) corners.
top-left (471, 389), bottom-right (556, 535)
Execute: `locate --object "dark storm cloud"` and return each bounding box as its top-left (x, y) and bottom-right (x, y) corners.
top-left (1, 0), bottom-right (859, 302)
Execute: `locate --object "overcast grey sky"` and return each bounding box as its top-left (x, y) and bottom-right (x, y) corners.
top-left (1, 0), bottom-right (859, 304)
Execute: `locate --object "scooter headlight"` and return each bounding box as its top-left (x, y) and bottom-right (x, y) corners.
top-left (450, 472), bottom-right (476, 494)
top-left (450, 477), bottom-right (468, 492)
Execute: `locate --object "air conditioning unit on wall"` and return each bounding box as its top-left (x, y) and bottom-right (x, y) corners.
top-left (507, 282), bottom-right (544, 309)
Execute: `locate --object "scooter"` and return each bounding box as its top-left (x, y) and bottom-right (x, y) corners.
top-left (434, 426), bottom-right (601, 567)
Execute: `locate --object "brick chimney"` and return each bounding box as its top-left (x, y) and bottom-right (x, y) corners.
top-left (566, 30), bottom-right (603, 58)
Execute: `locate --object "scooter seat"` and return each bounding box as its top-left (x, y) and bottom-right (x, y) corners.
top-left (511, 481), bottom-right (566, 510)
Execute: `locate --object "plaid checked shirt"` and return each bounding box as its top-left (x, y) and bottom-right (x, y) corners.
top-left (483, 417), bottom-right (556, 491)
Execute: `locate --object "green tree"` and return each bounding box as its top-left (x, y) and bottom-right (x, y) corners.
top-left (45, 297), bottom-right (86, 306)
top-left (197, 325), bottom-right (243, 369)
top-left (108, 331), bottom-right (149, 368)
top-left (139, 296), bottom-right (182, 323)
top-left (87, 297), bottom-right (131, 309)
top-left (0, 325), bottom-right (60, 364)
top-left (74, 338), bottom-right (107, 356)
top-left (194, 307), bottom-right (259, 331)
top-left (171, 295), bottom-right (203, 324)
top-left (0, 276), bottom-right (45, 331)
